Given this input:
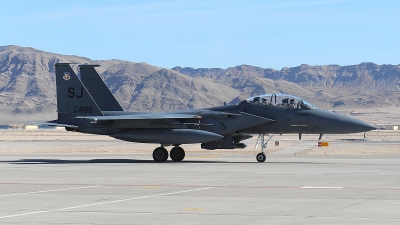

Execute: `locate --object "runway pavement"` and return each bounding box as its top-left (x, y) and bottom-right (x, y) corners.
top-left (1, 152), bottom-right (400, 224)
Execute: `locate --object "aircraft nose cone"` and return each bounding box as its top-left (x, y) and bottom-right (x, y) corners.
top-left (362, 122), bottom-right (376, 131)
top-left (335, 114), bottom-right (376, 133)
top-left (352, 120), bottom-right (376, 132)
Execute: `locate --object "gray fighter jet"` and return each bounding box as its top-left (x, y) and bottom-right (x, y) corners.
top-left (44, 63), bottom-right (376, 162)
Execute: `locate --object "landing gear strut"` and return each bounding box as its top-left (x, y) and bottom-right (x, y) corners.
top-left (255, 134), bottom-right (274, 162)
top-left (170, 146), bottom-right (185, 161)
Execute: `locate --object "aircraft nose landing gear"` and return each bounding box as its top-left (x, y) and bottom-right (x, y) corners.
top-left (255, 134), bottom-right (274, 162)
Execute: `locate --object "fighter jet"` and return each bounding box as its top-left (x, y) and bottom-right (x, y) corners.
top-left (44, 63), bottom-right (376, 162)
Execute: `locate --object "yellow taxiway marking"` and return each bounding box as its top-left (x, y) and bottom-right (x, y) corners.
top-left (143, 186), bottom-right (160, 189)
top-left (183, 208), bottom-right (203, 211)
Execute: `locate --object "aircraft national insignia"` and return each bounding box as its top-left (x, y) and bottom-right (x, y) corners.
top-left (219, 122), bottom-right (228, 130)
top-left (63, 72), bottom-right (71, 81)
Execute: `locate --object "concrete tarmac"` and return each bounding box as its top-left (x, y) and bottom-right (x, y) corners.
top-left (1, 152), bottom-right (400, 224)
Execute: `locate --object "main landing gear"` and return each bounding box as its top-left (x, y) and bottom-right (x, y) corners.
top-left (152, 145), bottom-right (185, 162)
top-left (170, 146), bottom-right (185, 161)
top-left (152, 147), bottom-right (169, 162)
top-left (255, 134), bottom-right (274, 162)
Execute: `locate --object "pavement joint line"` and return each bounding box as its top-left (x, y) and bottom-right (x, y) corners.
top-left (1, 182), bottom-right (399, 191)
top-left (0, 185), bottom-right (102, 198)
top-left (301, 186), bottom-right (344, 189)
top-left (0, 187), bottom-right (214, 219)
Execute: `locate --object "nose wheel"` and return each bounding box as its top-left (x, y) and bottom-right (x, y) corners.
top-left (255, 134), bottom-right (274, 162)
top-left (256, 153), bottom-right (266, 162)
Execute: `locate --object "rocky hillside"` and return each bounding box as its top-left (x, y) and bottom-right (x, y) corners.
top-left (173, 63), bottom-right (400, 90)
top-left (0, 45), bottom-right (240, 116)
top-left (0, 45), bottom-right (399, 121)
top-left (173, 63), bottom-right (400, 108)
top-left (0, 46), bottom-right (89, 115)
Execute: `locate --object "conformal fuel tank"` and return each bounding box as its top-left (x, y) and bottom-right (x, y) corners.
top-left (110, 129), bottom-right (223, 144)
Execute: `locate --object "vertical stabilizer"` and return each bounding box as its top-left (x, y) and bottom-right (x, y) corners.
top-left (55, 63), bottom-right (103, 119)
top-left (79, 65), bottom-right (123, 111)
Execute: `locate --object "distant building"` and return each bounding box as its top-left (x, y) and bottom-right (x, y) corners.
top-left (377, 125), bottom-right (399, 130)
top-left (24, 125), bottom-right (39, 130)
top-left (5, 124), bottom-right (63, 130)
top-left (55, 126), bottom-right (65, 131)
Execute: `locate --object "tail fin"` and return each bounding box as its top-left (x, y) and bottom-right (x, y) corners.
top-left (55, 63), bottom-right (103, 120)
top-left (79, 64), bottom-right (123, 111)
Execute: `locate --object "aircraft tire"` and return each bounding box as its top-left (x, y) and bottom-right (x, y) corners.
top-left (170, 146), bottom-right (185, 161)
top-left (256, 153), bottom-right (266, 162)
top-left (153, 147), bottom-right (168, 162)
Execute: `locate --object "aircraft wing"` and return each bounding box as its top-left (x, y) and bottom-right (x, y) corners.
top-left (68, 111), bottom-right (275, 132)
top-left (76, 113), bottom-right (202, 121)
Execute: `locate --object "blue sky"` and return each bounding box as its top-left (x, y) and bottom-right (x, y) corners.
top-left (1, 0), bottom-right (399, 69)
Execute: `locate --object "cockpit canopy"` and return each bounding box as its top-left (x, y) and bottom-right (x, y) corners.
top-left (245, 94), bottom-right (317, 110)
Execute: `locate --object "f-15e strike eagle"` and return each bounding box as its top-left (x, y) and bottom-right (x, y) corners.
top-left (43, 63), bottom-right (376, 162)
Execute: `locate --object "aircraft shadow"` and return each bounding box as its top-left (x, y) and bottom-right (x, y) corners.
top-left (0, 158), bottom-right (239, 164)
top-left (0, 158), bottom-right (330, 165)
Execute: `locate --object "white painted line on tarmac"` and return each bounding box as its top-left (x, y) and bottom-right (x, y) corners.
top-left (301, 186), bottom-right (344, 189)
top-left (0, 185), bottom-right (102, 198)
top-left (0, 187), bottom-right (214, 219)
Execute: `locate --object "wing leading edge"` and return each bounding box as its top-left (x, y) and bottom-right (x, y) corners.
top-left (76, 113), bottom-right (202, 121)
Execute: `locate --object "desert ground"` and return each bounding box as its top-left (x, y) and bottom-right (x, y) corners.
top-left (0, 129), bottom-right (399, 156)
top-left (0, 106), bottom-right (399, 156)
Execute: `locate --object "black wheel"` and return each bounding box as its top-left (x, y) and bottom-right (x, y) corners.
top-left (256, 153), bottom-right (266, 162)
top-left (170, 146), bottom-right (185, 161)
top-left (153, 147), bottom-right (168, 162)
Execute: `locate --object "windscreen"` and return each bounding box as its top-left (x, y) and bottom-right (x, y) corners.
top-left (246, 94), bottom-right (317, 110)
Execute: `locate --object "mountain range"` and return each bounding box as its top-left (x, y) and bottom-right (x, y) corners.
top-left (1, 45), bottom-right (399, 122)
